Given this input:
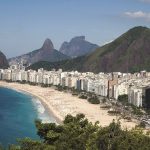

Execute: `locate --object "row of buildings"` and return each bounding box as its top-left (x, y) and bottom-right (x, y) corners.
top-left (1, 65), bottom-right (150, 108)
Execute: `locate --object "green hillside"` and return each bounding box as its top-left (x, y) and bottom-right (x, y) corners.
top-left (27, 56), bottom-right (85, 71)
top-left (28, 26), bottom-right (150, 73)
top-left (82, 26), bottom-right (150, 73)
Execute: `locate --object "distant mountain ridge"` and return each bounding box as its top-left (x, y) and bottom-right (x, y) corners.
top-left (59, 36), bottom-right (98, 57)
top-left (0, 51), bottom-right (9, 69)
top-left (8, 39), bottom-right (70, 65)
top-left (28, 26), bottom-right (150, 73)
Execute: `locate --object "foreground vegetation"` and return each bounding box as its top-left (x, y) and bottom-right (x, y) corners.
top-left (1, 114), bottom-right (149, 150)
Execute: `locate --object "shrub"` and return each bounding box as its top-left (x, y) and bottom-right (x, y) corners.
top-left (79, 95), bottom-right (87, 99)
top-left (88, 96), bottom-right (100, 104)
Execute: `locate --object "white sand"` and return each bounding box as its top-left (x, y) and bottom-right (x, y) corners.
top-left (0, 81), bottom-right (138, 129)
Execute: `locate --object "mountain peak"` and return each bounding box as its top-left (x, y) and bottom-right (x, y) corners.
top-left (8, 38), bottom-right (70, 65)
top-left (41, 38), bottom-right (54, 50)
top-left (0, 51), bottom-right (9, 69)
top-left (124, 26), bottom-right (149, 38)
top-left (59, 36), bottom-right (98, 57)
top-left (129, 26), bottom-right (148, 32)
top-left (70, 36), bottom-right (85, 42)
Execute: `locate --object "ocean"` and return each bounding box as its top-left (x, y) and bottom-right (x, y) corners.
top-left (0, 87), bottom-right (56, 147)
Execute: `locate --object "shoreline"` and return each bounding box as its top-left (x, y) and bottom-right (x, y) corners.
top-left (17, 88), bottom-right (63, 124)
top-left (0, 85), bottom-right (63, 124)
top-left (31, 94), bottom-right (63, 124)
top-left (0, 81), bottom-right (138, 129)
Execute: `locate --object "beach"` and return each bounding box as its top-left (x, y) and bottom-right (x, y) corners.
top-left (0, 81), bottom-right (138, 129)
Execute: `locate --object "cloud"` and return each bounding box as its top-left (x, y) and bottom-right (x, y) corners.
top-left (124, 11), bottom-right (150, 21)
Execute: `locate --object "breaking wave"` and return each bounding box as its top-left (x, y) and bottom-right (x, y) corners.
top-left (31, 97), bottom-right (56, 123)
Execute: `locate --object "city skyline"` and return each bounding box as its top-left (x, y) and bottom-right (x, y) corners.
top-left (0, 0), bottom-right (150, 58)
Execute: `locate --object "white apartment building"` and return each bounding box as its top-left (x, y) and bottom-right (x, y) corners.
top-left (52, 74), bottom-right (61, 85)
top-left (87, 79), bottom-right (95, 93)
top-left (0, 69), bottom-right (4, 80)
top-left (114, 83), bottom-right (128, 100)
top-left (96, 79), bottom-right (108, 97)
top-left (68, 77), bottom-right (77, 88)
top-left (29, 71), bottom-right (37, 83)
top-left (128, 87), bottom-right (143, 107)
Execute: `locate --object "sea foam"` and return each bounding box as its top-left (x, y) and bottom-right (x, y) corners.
top-left (4, 87), bottom-right (56, 123)
top-left (31, 97), bottom-right (55, 123)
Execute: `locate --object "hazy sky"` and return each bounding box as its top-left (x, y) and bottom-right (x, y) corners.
top-left (0, 0), bottom-right (150, 58)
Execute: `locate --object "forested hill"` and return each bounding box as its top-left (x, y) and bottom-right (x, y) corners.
top-left (27, 56), bottom-right (85, 71)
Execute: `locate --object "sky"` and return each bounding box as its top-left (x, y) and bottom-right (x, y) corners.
top-left (0, 0), bottom-right (150, 58)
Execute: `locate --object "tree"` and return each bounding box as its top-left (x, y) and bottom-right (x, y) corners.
top-left (8, 114), bottom-right (150, 150)
top-left (35, 120), bottom-right (63, 145)
top-left (92, 120), bottom-right (150, 150)
top-left (118, 94), bottom-right (128, 104)
top-left (136, 121), bottom-right (146, 128)
top-left (18, 138), bottom-right (55, 150)
top-left (54, 114), bottom-right (99, 150)
top-left (88, 96), bottom-right (100, 104)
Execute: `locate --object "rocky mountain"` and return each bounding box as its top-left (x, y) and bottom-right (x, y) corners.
top-left (28, 26), bottom-right (150, 73)
top-left (0, 51), bottom-right (9, 68)
top-left (59, 36), bottom-right (98, 57)
top-left (8, 39), bottom-right (70, 65)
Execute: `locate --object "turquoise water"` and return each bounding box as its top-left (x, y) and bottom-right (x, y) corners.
top-left (0, 87), bottom-right (56, 147)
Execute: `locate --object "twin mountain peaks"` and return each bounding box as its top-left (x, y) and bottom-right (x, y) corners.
top-left (1, 26), bottom-right (150, 73)
top-left (8, 36), bottom-right (98, 65)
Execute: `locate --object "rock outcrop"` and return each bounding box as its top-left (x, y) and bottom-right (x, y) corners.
top-left (0, 51), bottom-right (9, 69)
top-left (8, 39), bottom-right (70, 65)
top-left (59, 36), bottom-right (98, 57)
